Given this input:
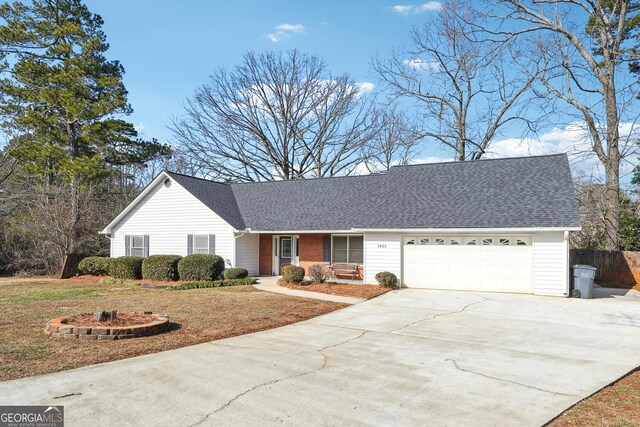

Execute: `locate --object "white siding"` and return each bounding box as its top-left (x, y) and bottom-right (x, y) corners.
top-left (235, 233), bottom-right (259, 276)
top-left (364, 232), bottom-right (401, 284)
top-left (110, 179), bottom-right (236, 265)
top-left (533, 231), bottom-right (569, 296)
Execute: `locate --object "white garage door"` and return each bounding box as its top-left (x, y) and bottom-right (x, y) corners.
top-left (403, 235), bottom-right (533, 293)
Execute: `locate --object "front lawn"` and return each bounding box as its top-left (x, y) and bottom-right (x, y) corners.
top-left (0, 277), bottom-right (347, 381)
top-left (549, 369), bottom-right (640, 426)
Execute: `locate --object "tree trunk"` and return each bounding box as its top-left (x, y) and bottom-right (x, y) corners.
top-left (603, 70), bottom-right (620, 251)
top-left (604, 162), bottom-right (620, 250)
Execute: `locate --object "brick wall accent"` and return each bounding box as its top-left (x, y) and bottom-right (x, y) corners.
top-left (259, 234), bottom-right (273, 276)
top-left (299, 234), bottom-right (363, 280)
top-left (258, 233), bottom-right (364, 280)
top-left (298, 234), bottom-right (326, 273)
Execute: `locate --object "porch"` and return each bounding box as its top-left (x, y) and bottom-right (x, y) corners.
top-left (258, 233), bottom-right (364, 281)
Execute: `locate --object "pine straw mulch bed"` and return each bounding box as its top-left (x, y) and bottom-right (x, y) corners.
top-left (548, 368), bottom-right (640, 427)
top-left (0, 277), bottom-right (347, 381)
top-left (62, 312), bottom-right (155, 327)
top-left (278, 280), bottom-right (391, 299)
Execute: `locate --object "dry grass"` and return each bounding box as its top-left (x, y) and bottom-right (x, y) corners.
top-left (278, 280), bottom-right (390, 299)
top-left (549, 369), bottom-right (640, 426)
top-left (0, 277), bottom-right (347, 381)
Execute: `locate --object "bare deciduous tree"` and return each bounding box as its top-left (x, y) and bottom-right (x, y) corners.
top-left (3, 180), bottom-right (109, 274)
top-left (170, 50), bottom-right (380, 181)
top-left (374, 0), bottom-right (537, 161)
top-left (362, 108), bottom-right (420, 172)
top-left (489, 0), bottom-right (640, 250)
top-left (571, 180), bottom-right (607, 249)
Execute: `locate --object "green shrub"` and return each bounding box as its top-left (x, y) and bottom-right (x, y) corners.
top-left (177, 254), bottom-right (225, 281)
top-left (142, 255), bottom-right (182, 281)
top-left (307, 264), bottom-right (331, 283)
top-left (78, 256), bottom-right (111, 276)
top-left (375, 271), bottom-right (398, 289)
top-left (282, 265), bottom-right (305, 283)
top-left (167, 277), bottom-right (257, 290)
top-left (109, 256), bottom-right (144, 279)
top-left (224, 268), bottom-right (249, 280)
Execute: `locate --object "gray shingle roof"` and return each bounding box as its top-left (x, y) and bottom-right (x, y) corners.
top-left (166, 154), bottom-right (579, 231)
top-left (165, 172), bottom-right (246, 230)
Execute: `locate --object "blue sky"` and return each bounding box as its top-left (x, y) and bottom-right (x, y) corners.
top-left (83, 0), bottom-right (638, 182)
top-left (84, 0), bottom-right (435, 144)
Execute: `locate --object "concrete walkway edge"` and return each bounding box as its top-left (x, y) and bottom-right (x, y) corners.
top-left (253, 276), bottom-right (364, 304)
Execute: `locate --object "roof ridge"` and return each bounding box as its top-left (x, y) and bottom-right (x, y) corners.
top-left (229, 172), bottom-right (387, 186)
top-left (164, 170), bottom-right (231, 186)
top-left (390, 153), bottom-right (567, 170)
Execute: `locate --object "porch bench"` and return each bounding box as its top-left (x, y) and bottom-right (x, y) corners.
top-left (331, 262), bottom-right (359, 280)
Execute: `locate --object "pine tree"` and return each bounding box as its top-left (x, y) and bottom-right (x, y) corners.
top-left (0, 0), bottom-right (168, 182)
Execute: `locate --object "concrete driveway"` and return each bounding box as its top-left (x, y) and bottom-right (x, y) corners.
top-left (2, 289), bottom-right (640, 426)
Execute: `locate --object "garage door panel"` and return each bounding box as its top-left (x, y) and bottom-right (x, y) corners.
top-left (403, 235), bottom-right (533, 293)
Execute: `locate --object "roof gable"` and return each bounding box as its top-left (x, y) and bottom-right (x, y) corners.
top-left (105, 154), bottom-right (580, 233)
top-left (164, 172), bottom-right (245, 230)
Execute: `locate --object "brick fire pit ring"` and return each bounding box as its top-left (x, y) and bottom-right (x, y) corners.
top-left (45, 312), bottom-right (171, 340)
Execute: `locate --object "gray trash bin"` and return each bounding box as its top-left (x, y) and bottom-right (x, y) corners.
top-left (572, 264), bottom-right (597, 299)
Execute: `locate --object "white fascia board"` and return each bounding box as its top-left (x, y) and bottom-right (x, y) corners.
top-left (350, 227), bottom-right (581, 233)
top-left (243, 229), bottom-right (355, 234)
top-left (100, 171), bottom-right (172, 234)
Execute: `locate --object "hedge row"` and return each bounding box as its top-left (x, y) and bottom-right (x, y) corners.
top-left (78, 256), bottom-right (112, 276)
top-left (166, 278), bottom-right (257, 291)
top-left (142, 255), bottom-right (182, 281)
top-left (80, 254), bottom-right (241, 282)
top-left (177, 254), bottom-right (225, 281)
top-left (110, 256), bottom-right (144, 279)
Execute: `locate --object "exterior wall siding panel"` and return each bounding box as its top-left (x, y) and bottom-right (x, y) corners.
top-left (235, 233), bottom-right (260, 276)
top-left (364, 232), bottom-right (401, 284)
top-left (110, 180), bottom-right (236, 266)
top-left (533, 231), bottom-right (569, 296)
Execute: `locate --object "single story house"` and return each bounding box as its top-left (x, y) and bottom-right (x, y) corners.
top-left (100, 154), bottom-right (580, 296)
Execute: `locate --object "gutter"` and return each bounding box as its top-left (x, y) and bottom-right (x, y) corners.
top-left (350, 227), bottom-right (582, 233)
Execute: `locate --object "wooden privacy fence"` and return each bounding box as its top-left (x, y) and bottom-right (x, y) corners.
top-left (570, 250), bottom-right (640, 286)
top-left (60, 254), bottom-right (87, 279)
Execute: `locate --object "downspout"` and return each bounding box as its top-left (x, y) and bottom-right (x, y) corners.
top-left (564, 231), bottom-right (570, 297)
top-left (103, 233), bottom-right (114, 257)
top-left (232, 229), bottom-right (251, 269)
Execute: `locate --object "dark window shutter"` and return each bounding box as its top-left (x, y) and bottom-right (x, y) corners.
top-left (208, 235), bottom-right (216, 255)
top-left (125, 235), bottom-right (131, 256)
top-left (187, 235), bottom-right (193, 255)
top-left (143, 235), bottom-right (150, 257)
top-left (323, 235), bottom-right (331, 263)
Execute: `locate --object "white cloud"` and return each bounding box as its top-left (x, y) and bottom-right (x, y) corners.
top-left (415, 1), bottom-right (443, 11)
top-left (486, 122), bottom-right (640, 182)
top-left (135, 122), bottom-right (145, 133)
top-left (356, 81), bottom-right (375, 95)
top-left (390, 4), bottom-right (413, 14)
top-left (367, 122), bottom-right (638, 183)
top-left (410, 156), bottom-right (450, 164)
top-left (403, 58), bottom-right (441, 72)
top-left (267, 23), bottom-right (305, 43)
top-left (275, 23), bottom-right (304, 32)
top-left (388, 2), bottom-right (442, 14)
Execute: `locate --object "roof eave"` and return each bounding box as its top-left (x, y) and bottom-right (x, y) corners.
top-left (350, 226), bottom-right (582, 233)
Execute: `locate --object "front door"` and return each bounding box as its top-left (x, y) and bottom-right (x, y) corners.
top-left (272, 235), bottom-right (299, 275)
